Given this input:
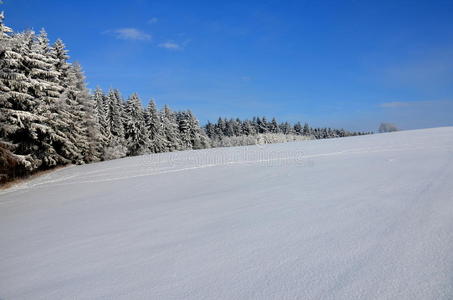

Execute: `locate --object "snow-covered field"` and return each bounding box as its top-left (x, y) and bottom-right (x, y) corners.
top-left (1, 127), bottom-right (453, 299)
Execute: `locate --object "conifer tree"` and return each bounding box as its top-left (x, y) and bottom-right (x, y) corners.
top-left (204, 121), bottom-right (216, 139)
top-left (104, 89), bottom-right (126, 159)
top-left (144, 99), bottom-right (166, 153)
top-left (124, 93), bottom-right (149, 156)
top-left (29, 29), bottom-right (79, 167)
top-left (92, 87), bottom-right (109, 156)
top-left (161, 105), bottom-right (181, 152)
top-left (233, 118), bottom-right (243, 136)
top-left (294, 121), bottom-right (303, 135)
top-left (186, 110), bottom-right (210, 149)
top-left (68, 62), bottom-right (103, 162)
top-left (1, 29), bottom-right (62, 171)
top-left (270, 118), bottom-right (280, 133)
top-left (0, 12), bottom-right (36, 177)
top-left (242, 120), bottom-right (256, 136)
top-left (47, 39), bottom-right (87, 163)
top-left (176, 110), bottom-right (192, 150)
top-left (303, 123), bottom-right (310, 135)
top-left (177, 110), bottom-right (210, 150)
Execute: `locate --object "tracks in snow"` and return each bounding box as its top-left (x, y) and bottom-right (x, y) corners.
top-left (0, 143), bottom-right (431, 195)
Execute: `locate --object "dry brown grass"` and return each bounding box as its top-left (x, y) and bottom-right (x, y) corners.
top-left (0, 165), bottom-right (71, 190)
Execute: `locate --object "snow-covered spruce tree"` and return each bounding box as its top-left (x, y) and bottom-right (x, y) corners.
top-left (161, 105), bottom-right (182, 152)
top-left (66, 62), bottom-right (103, 163)
top-left (176, 110), bottom-right (210, 150)
top-left (91, 87), bottom-right (109, 157)
top-left (104, 89), bottom-right (126, 159)
top-left (293, 121), bottom-right (302, 135)
top-left (254, 117), bottom-right (266, 133)
top-left (27, 29), bottom-right (82, 167)
top-left (242, 119), bottom-right (257, 136)
top-left (176, 110), bottom-right (192, 150)
top-left (216, 117), bottom-right (226, 137)
top-left (222, 119), bottom-right (233, 137)
top-left (186, 110), bottom-right (210, 150)
top-left (0, 11), bottom-right (33, 179)
top-left (48, 38), bottom-right (91, 163)
top-left (279, 121), bottom-right (293, 135)
top-left (204, 120), bottom-right (216, 139)
top-left (144, 99), bottom-right (166, 153)
top-left (123, 93), bottom-right (149, 156)
top-left (0, 27), bottom-right (62, 175)
top-left (233, 118), bottom-right (243, 136)
top-left (303, 123), bottom-right (311, 135)
top-left (270, 117), bottom-right (280, 133)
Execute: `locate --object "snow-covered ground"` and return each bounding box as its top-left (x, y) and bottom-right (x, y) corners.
top-left (1, 127), bottom-right (453, 299)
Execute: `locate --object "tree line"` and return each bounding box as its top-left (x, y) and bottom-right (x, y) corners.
top-left (205, 117), bottom-right (369, 140)
top-left (0, 12), bottom-right (370, 183)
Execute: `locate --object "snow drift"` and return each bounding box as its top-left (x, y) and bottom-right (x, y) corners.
top-left (1, 127), bottom-right (453, 299)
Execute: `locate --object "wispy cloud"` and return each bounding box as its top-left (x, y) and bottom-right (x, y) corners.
top-left (379, 100), bottom-right (452, 108)
top-left (157, 39), bottom-right (190, 51)
top-left (158, 41), bottom-right (183, 50)
top-left (148, 17), bottom-right (158, 24)
top-left (105, 28), bottom-right (151, 41)
top-left (379, 101), bottom-right (412, 108)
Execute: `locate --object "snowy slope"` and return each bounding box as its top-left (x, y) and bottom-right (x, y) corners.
top-left (1, 127), bottom-right (453, 299)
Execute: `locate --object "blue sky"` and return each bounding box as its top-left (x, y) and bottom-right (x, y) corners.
top-left (3, 0), bottom-right (453, 131)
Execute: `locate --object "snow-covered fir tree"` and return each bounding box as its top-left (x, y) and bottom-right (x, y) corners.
top-left (67, 62), bottom-right (103, 163)
top-left (27, 29), bottom-right (78, 167)
top-left (176, 110), bottom-right (210, 150)
top-left (161, 105), bottom-right (182, 152)
top-left (270, 118), bottom-right (280, 133)
top-left (92, 87), bottom-right (109, 156)
top-left (144, 99), bottom-right (166, 153)
top-left (104, 89), bottom-right (126, 159)
top-left (47, 38), bottom-right (90, 164)
top-left (123, 93), bottom-right (149, 156)
top-left (0, 28), bottom-right (59, 173)
top-left (0, 12), bottom-right (35, 178)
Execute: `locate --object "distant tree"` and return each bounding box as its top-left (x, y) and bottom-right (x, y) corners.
top-left (269, 118), bottom-right (280, 133)
top-left (279, 122), bottom-right (292, 135)
top-left (379, 123), bottom-right (398, 133)
top-left (205, 120), bottom-right (216, 138)
top-left (293, 121), bottom-right (303, 135)
top-left (215, 117), bottom-right (226, 136)
top-left (257, 117), bottom-right (269, 133)
top-left (225, 119), bottom-right (235, 137)
top-left (303, 123), bottom-right (310, 135)
top-left (233, 118), bottom-right (243, 136)
top-left (242, 120), bottom-right (256, 136)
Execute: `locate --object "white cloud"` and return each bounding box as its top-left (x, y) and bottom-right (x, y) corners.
top-left (158, 42), bottom-right (182, 50)
top-left (106, 28), bottom-right (151, 41)
top-left (148, 17), bottom-right (158, 24)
